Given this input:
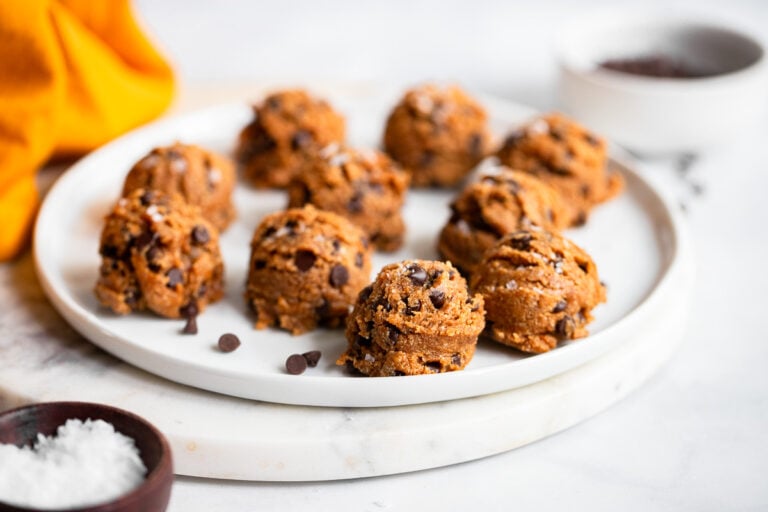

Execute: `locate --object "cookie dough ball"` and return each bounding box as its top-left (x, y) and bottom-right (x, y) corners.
top-left (383, 84), bottom-right (490, 188)
top-left (245, 206), bottom-right (372, 335)
top-left (337, 260), bottom-right (485, 376)
top-left (470, 229), bottom-right (605, 354)
top-left (95, 189), bottom-right (224, 318)
top-left (495, 113), bottom-right (623, 225)
top-left (286, 144), bottom-right (410, 252)
top-left (122, 142), bottom-right (236, 231)
top-left (438, 166), bottom-right (571, 277)
top-left (236, 89), bottom-right (346, 188)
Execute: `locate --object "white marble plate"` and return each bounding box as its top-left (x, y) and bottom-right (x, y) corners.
top-left (34, 89), bottom-right (684, 407)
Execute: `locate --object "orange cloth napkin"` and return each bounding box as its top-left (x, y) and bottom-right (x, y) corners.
top-left (0, 0), bottom-right (174, 261)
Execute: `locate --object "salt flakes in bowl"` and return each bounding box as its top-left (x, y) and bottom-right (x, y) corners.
top-left (0, 418), bottom-right (147, 509)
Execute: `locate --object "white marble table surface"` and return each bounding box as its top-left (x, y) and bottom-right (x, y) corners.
top-left (3, 0), bottom-right (768, 509)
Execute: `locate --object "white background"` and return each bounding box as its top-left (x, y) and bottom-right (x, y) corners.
top-left (131, 0), bottom-right (768, 509)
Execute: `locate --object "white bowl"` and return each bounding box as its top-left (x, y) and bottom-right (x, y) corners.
top-left (557, 12), bottom-right (768, 154)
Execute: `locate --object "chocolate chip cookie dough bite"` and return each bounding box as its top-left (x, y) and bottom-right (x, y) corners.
top-left (122, 142), bottom-right (236, 231)
top-left (286, 144), bottom-right (410, 252)
top-left (245, 206), bottom-right (372, 335)
top-left (94, 189), bottom-right (224, 318)
top-left (438, 165), bottom-right (571, 277)
top-left (337, 260), bottom-right (485, 376)
top-left (236, 89), bottom-right (346, 189)
top-left (383, 84), bottom-right (491, 187)
top-left (495, 113), bottom-right (623, 225)
top-left (470, 229), bottom-right (605, 354)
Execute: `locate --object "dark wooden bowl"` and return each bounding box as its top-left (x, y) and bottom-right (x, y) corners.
top-left (0, 402), bottom-right (173, 512)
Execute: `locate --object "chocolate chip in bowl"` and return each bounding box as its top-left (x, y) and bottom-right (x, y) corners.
top-left (598, 54), bottom-right (715, 78)
top-left (0, 402), bottom-right (172, 512)
top-left (557, 11), bottom-right (768, 153)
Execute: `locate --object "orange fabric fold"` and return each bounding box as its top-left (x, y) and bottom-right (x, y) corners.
top-left (0, 0), bottom-right (174, 260)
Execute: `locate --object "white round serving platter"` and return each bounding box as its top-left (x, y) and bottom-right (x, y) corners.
top-left (33, 91), bottom-right (685, 407)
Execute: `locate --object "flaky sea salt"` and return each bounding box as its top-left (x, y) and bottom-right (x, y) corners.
top-left (0, 418), bottom-right (147, 509)
top-left (146, 204), bottom-right (164, 223)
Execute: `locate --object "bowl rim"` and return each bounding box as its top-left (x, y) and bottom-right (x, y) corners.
top-left (0, 401), bottom-right (173, 512)
top-left (556, 9), bottom-right (768, 90)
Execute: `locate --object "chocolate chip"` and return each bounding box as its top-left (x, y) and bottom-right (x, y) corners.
top-left (146, 245), bottom-right (162, 263)
top-left (294, 250), bottom-right (316, 271)
top-left (285, 219), bottom-right (298, 234)
top-left (302, 350), bottom-right (322, 367)
top-left (429, 289), bottom-right (446, 309)
top-left (355, 252), bottom-right (364, 268)
top-left (387, 323), bottom-right (400, 344)
top-left (552, 300), bottom-right (567, 313)
top-left (377, 297), bottom-right (392, 312)
top-left (509, 233), bottom-right (532, 251)
top-left (405, 298), bottom-right (422, 316)
top-left (100, 244), bottom-right (120, 259)
top-left (182, 316), bottom-right (198, 335)
top-left (358, 285), bottom-right (373, 303)
top-left (166, 268), bottom-right (183, 288)
top-left (134, 231), bottom-right (155, 250)
top-left (124, 288), bottom-right (141, 307)
top-left (315, 299), bottom-right (331, 320)
top-left (253, 259), bottom-right (267, 270)
top-left (425, 361), bottom-right (442, 372)
top-left (451, 354), bottom-right (462, 366)
top-left (218, 333), bottom-right (241, 353)
top-left (139, 190), bottom-right (155, 206)
top-left (180, 302), bottom-right (198, 318)
top-left (291, 130), bottom-right (313, 150)
top-left (354, 334), bottom-right (371, 347)
top-left (166, 148), bottom-right (184, 161)
top-left (347, 192), bottom-right (364, 213)
top-left (191, 225), bottom-right (210, 245)
top-left (574, 211), bottom-right (587, 226)
top-left (555, 316), bottom-right (575, 339)
top-left (329, 265), bottom-right (349, 287)
top-left (286, 354), bottom-right (307, 374)
top-left (263, 226), bottom-right (276, 238)
top-left (468, 132), bottom-right (483, 158)
top-left (406, 264), bottom-right (427, 286)
top-left (266, 96), bottom-right (281, 110)
top-left (331, 239), bottom-right (341, 253)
